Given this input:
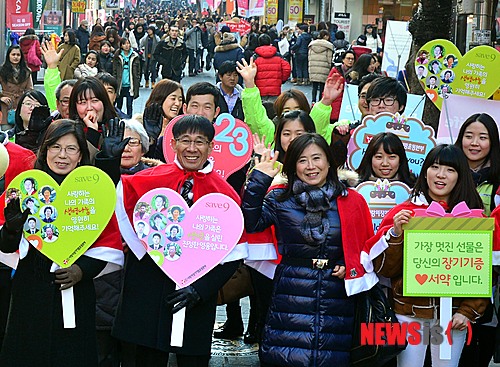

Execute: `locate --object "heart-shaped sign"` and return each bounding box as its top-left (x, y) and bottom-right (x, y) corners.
top-left (133, 188), bottom-right (244, 288)
top-left (163, 113), bottom-right (253, 179)
top-left (5, 167), bottom-right (116, 267)
top-left (415, 274), bottom-right (428, 285)
top-left (415, 39), bottom-right (500, 110)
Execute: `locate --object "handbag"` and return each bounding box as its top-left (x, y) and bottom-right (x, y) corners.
top-left (7, 109), bottom-right (16, 125)
top-left (351, 283), bottom-right (407, 367)
top-left (217, 263), bottom-right (254, 305)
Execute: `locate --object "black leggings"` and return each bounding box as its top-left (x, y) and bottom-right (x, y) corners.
top-left (311, 82), bottom-right (325, 103)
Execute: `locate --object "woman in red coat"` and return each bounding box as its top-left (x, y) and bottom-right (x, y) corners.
top-left (19, 28), bottom-right (42, 86)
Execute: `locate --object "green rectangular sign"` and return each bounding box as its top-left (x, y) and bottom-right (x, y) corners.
top-left (403, 217), bottom-right (493, 297)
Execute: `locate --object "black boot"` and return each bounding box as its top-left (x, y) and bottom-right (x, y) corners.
top-left (243, 295), bottom-right (258, 344)
top-left (213, 301), bottom-right (243, 340)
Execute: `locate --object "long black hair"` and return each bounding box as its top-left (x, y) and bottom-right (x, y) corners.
top-left (69, 77), bottom-right (117, 123)
top-left (356, 132), bottom-right (416, 187)
top-left (411, 144), bottom-right (482, 210)
top-left (0, 45), bottom-right (31, 84)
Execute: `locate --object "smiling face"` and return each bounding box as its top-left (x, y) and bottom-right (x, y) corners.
top-left (426, 163), bottom-right (458, 203)
top-left (171, 132), bottom-right (213, 171)
top-left (295, 144), bottom-right (330, 187)
top-left (155, 196), bottom-right (165, 209)
top-left (76, 89), bottom-right (105, 122)
top-left (371, 146), bottom-right (400, 179)
top-left (162, 88), bottom-right (183, 121)
top-left (183, 94), bottom-right (219, 121)
top-left (170, 227), bottom-right (178, 237)
top-left (46, 134), bottom-right (82, 176)
top-left (121, 129), bottom-right (144, 169)
top-left (281, 119), bottom-right (306, 153)
top-left (172, 209), bottom-right (180, 220)
top-left (461, 121), bottom-right (490, 169)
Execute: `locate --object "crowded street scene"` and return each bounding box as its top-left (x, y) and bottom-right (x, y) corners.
top-left (1, 0), bottom-right (500, 366)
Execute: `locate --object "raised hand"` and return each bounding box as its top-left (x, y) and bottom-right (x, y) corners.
top-left (83, 110), bottom-right (99, 131)
top-left (41, 40), bottom-right (64, 69)
top-left (236, 58), bottom-right (257, 88)
top-left (54, 264), bottom-right (83, 290)
top-left (28, 106), bottom-right (51, 133)
top-left (321, 74), bottom-right (345, 105)
top-left (253, 149), bottom-right (280, 178)
top-left (101, 118), bottom-right (130, 158)
top-left (143, 103), bottom-right (164, 144)
top-left (252, 133), bottom-right (271, 156)
top-left (4, 198), bottom-right (30, 234)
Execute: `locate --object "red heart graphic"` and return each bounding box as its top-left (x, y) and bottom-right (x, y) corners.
top-left (415, 274), bottom-right (428, 285)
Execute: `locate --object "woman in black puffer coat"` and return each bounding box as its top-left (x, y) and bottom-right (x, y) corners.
top-left (242, 133), bottom-right (376, 367)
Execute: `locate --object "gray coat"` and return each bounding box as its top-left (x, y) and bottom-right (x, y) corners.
top-left (184, 26), bottom-right (203, 50)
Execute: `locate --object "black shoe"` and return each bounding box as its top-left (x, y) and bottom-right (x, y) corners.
top-left (243, 330), bottom-right (259, 344)
top-left (213, 322), bottom-right (244, 340)
top-left (206, 63), bottom-right (211, 71)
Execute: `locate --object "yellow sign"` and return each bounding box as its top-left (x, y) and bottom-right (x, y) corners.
top-left (266, 0), bottom-right (278, 25)
top-left (72, 1), bottom-right (86, 13)
top-left (288, 0), bottom-right (303, 23)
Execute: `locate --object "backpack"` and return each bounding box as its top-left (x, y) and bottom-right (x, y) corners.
top-left (27, 42), bottom-right (42, 67)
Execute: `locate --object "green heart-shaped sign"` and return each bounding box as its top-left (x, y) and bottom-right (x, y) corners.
top-left (5, 166), bottom-right (116, 267)
top-left (415, 39), bottom-right (500, 110)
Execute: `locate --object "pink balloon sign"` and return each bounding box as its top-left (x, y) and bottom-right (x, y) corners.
top-left (163, 113), bottom-right (253, 179)
top-left (133, 188), bottom-right (244, 287)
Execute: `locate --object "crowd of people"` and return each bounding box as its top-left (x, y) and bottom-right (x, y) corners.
top-left (0, 5), bottom-right (499, 367)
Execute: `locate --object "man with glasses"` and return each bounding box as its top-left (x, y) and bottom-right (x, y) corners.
top-left (365, 76), bottom-right (407, 116)
top-left (114, 114), bottom-right (246, 366)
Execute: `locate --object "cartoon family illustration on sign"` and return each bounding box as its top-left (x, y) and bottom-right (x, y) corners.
top-left (133, 198), bottom-right (186, 262)
top-left (416, 45), bottom-right (458, 98)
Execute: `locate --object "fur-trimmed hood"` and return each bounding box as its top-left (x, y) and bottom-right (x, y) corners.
top-left (215, 42), bottom-right (241, 52)
top-left (19, 34), bottom-right (39, 43)
top-left (142, 157), bottom-right (163, 167)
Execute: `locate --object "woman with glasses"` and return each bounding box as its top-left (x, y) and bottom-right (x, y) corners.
top-left (236, 58), bottom-right (342, 148)
top-left (0, 119), bottom-right (126, 366)
top-left (0, 45), bottom-right (34, 125)
top-left (57, 29), bottom-right (81, 81)
top-left (242, 133), bottom-right (374, 367)
top-left (113, 38), bottom-right (141, 119)
top-left (7, 90), bottom-right (50, 152)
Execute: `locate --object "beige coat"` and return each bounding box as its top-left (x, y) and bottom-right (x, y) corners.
top-left (308, 39), bottom-right (334, 83)
top-left (57, 43), bottom-right (81, 81)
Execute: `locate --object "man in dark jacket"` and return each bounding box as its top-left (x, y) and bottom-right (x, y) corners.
top-left (213, 33), bottom-right (244, 84)
top-left (290, 24), bottom-right (312, 85)
top-left (216, 61), bottom-right (244, 121)
top-left (75, 20), bottom-right (90, 58)
top-left (154, 25), bottom-right (188, 83)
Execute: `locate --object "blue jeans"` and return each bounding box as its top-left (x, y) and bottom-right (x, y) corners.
top-left (144, 57), bottom-right (157, 83)
top-left (295, 53), bottom-right (309, 79)
top-left (187, 48), bottom-right (203, 74)
top-left (116, 86), bottom-right (133, 118)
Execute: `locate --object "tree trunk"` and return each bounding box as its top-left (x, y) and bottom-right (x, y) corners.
top-left (404, 0), bottom-right (453, 132)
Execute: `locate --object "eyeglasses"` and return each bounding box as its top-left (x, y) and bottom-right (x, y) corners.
top-left (175, 138), bottom-right (209, 147)
top-left (22, 102), bottom-right (42, 109)
top-left (367, 97), bottom-right (397, 106)
top-left (127, 138), bottom-right (141, 147)
top-left (59, 98), bottom-right (70, 106)
top-left (48, 144), bottom-right (80, 156)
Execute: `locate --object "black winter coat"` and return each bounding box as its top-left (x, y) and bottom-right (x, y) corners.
top-left (99, 52), bottom-right (113, 74)
top-left (242, 171), bottom-right (355, 367)
top-left (291, 32), bottom-right (312, 55)
top-left (153, 37), bottom-right (188, 79)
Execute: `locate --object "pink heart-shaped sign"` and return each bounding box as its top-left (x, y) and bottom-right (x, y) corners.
top-left (133, 188), bottom-right (244, 287)
top-left (162, 113), bottom-right (253, 179)
top-left (415, 274), bottom-right (428, 285)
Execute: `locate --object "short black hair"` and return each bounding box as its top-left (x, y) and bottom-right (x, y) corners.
top-left (96, 72), bottom-right (118, 92)
top-left (152, 233), bottom-right (161, 239)
top-left (185, 82), bottom-right (219, 108)
top-left (217, 61), bottom-right (237, 76)
top-left (357, 73), bottom-right (380, 95)
top-left (365, 76), bottom-right (407, 112)
top-left (26, 197), bottom-right (35, 204)
top-left (429, 75), bottom-right (437, 81)
top-left (172, 115), bottom-right (215, 142)
top-left (335, 30), bottom-right (345, 40)
top-left (258, 33), bottom-right (271, 46)
top-left (28, 217), bottom-right (36, 223)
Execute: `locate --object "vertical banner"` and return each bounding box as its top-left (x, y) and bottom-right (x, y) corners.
top-left (7, 0), bottom-right (30, 29)
top-left (288, 0), bottom-right (303, 23)
top-left (226, 0), bottom-right (235, 17)
top-left (237, 0), bottom-right (249, 17)
top-left (30, 0), bottom-right (48, 29)
top-left (249, 0), bottom-right (265, 16)
top-left (266, 0), bottom-right (278, 25)
top-left (332, 12), bottom-right (351, 40)
top-left (381, 20), bottom-right (412, 78)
